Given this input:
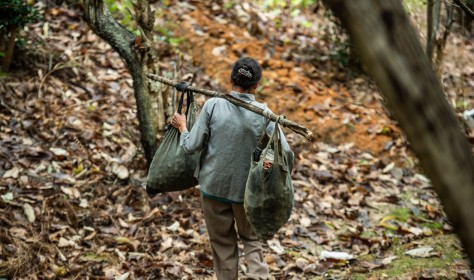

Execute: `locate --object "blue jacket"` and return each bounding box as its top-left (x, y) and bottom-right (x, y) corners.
top-left (180, 91), bottom-right (294, 203)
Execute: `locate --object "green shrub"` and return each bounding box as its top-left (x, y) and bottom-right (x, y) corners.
top-left (0, 0), bottom-right (40, 32)
top-left (0, 0), bottom-right (41, 71)
top-left (103, 0), bottom-right (137, 33)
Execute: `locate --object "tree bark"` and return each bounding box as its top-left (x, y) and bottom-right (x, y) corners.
top-left (83, 0), bottom-right (165, 166)
top-left (426, 0), bottom-right (440, 60)
top-left (434, 3), bottom-right (455, 78)
top-left (455, 0), bottom-right (474, 19)
top-left (147, 74), bottom-right (316, 141)
top-left (324, 0), bottom-right (474, 264)
top-left (2, 26), bottom-right (17, 72)
top-left (454, 0), bottom-right (474, 32)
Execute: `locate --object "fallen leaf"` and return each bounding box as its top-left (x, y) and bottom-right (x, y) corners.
top-left (58, 237), bottom-right (77, 248)
top-left (167, 221), bottom-right (180, 232)
top-left (79, 198), bottom-right (89, 208)
top-left (61, 186), bottom-right (80, 198)
top-left (113, 164), bottom-right (129, 179)
top-left (320, 250), bottom-right (355, 261)
top-left (381, 255), bottom-right (397, 265)
top-left (23, 203), bottom-right (35, 223)
top-left (118, 218), bottom-right (129, 228)
top-left (114, 272), bottom-right (130, 280)
top-left (267, 239), bottom-right (285, 254)
top-left (300, 216), bottom-right (311, 227)
top-left (382, 162), bottom-right (395, 173)
top-left (360, 260), bottom-right (384, 270)
top-left (295, 257), bottom-right (308, 270)
top-left (160, 236), bottom-right (174, 251)
top-left (404, 246), bottom-right (436, 258)
top-left (9, 227), bottom-right (28, 240)
top-left (3, 166), bottom-right (19, 178)
top-left (80, 252), bottom-right (110, 263)
top-left (50, 147), bottom-right (69, 156)
top-left (1, 192), bottom-right (13, 202)
top-left (265, 254), bottom-right (287, 268)
top-left (407, 226), bottom-right (424, 236)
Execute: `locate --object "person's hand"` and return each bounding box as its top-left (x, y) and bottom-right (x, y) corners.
top-left (171, 112), bottom-right (187, 133)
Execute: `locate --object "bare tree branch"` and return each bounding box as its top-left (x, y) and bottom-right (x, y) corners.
top-left (147, 74), bottom-right (316, 141)
top-left (83, 0), bottom-right (135, 65)
top-left (454, 0), bottom-right (474, 19)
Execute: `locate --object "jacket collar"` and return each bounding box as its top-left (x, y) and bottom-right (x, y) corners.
top-left (229, 91), bottom-right (256, 103)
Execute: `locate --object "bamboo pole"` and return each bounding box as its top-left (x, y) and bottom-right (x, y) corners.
top-left (147, 74), bottom-right (315, 141)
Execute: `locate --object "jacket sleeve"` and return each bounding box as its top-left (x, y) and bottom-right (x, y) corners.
top-left (179, 100), bottom-right (212, 154)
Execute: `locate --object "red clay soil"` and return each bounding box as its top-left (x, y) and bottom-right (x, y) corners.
top-left (172, 7), bottom-right (399, 156)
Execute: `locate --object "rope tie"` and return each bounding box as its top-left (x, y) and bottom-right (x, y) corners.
top-left (175, 81), bottom-right (189, 92)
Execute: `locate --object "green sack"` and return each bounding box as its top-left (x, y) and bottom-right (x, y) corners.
top-left (244, 117), bottom-right (294, 241)
top-left (146, 91), bottom-right (199, 194)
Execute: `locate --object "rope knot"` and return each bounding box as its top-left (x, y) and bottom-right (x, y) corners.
top-left (175, 81), bottom-right (189, 92)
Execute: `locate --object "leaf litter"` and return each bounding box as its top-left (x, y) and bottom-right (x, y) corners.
top-left (1, 1), bottom-right (473, 279)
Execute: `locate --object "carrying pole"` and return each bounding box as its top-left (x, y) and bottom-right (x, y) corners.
top-left (147, 74), bottom-right (315, 141)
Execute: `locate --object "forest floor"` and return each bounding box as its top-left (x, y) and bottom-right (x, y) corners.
top-left (1, 1), bottom-right (474, 279)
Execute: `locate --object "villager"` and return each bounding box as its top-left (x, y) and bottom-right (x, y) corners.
top-left (170, 57), bottom-right (293, 280)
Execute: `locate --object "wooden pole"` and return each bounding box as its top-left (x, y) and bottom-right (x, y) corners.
top-left (147, 74), bottom-right (315, 141)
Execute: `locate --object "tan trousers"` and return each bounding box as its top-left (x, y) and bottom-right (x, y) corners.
top-left (201, 194), bottom-right (270, 280)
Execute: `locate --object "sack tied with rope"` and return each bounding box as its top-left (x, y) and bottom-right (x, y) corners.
top-left (244, 117), bottom-right (294, 241)
top-left (146, 90), bottom-right (200, 194)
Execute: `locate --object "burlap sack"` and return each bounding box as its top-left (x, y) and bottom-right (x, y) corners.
top-left (146, 92), bottom-right (199, 194)
top-left (244, 118), bottom-right (294, 241)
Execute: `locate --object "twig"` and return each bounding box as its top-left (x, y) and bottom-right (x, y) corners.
top-left (147, 74), bottom-right (315, 141)
top-left (38, 60), bottom-right (80, 98)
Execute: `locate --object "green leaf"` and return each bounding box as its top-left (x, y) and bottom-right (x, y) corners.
top-left (80, 252), bottom-right (110, 263)
top-left (168, 37), bottom-right (184, 46)
top-left (302, 21), bottom-right (312, 28)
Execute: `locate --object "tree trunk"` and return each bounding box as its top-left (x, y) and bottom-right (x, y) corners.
top-left (324, 0), bottom-right (474, 264)
top-left (433, 3), bottom-right (455, 78)
top-left (454, 0), bottom-right (474, 32)
top-left (83, 0), bottom-right (166, 166)
top-left (2, 26), bottom-right (17, 72)
top-left (426, 0), bottom-right (440, 60)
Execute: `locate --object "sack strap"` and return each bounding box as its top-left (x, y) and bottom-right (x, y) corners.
top-left (177, 90), bottom-right (194, 115)
top-left (177, 91), bottom-right (185, 114)
top-left (175, 81), bottom-right (195, 115)
top-left (257, 118), bottom-right (271, 145)
top-left (252, 118), bottom-right (271, 161)
top-left (267, 116), bottom-right (288, 172)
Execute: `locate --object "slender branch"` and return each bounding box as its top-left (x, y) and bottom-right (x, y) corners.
top-left (147, 74), bottom-right (315, 141)
top-left (83, 0), bottom-right (135, 65)
top-left (454, 0), bottom-right (474, 19)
